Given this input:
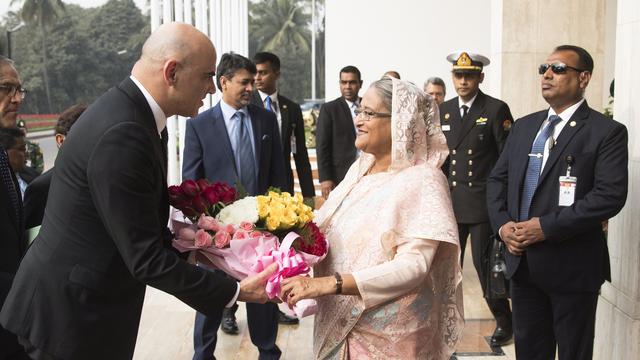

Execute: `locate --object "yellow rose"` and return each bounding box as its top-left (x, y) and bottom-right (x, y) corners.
top-left (257, 195), bottom-right (270, 207)
top-left (266, 216), bottom-right (280, 231)
top-left (258, 203), bottom-right (269, 218)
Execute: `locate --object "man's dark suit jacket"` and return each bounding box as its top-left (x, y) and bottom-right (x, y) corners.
top-left (0, 147), bottom-right (27, 359)
top-left (0, 78), bottom-right (237, 360)
top-left (250, 91), bottom-right (315, 197)
top-left (315, 96), bottom-right (358, 184)
top-left (487, 101), bottom-right (628, 293)
top-left (439, 90), bottom-right (513, 224)
top-left (182, 101), bottom-right (286, 194)
top-left (23, 167), bottom-right (53, 229)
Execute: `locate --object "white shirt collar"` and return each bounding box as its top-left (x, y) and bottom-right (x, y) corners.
top-left (458, 92), bottom-right (478, 110)
top-left (129, 75), bottom-right (167, 135)
top-left (258, 89), bottom-right (278, 104)
top-left (547, 98), bottom-right (585, 122)
top-left (220, 99), bottom-right (248, 122)
top-left (344, 98), bottom-right (359, 109)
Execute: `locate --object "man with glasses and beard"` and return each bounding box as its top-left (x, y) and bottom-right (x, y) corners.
top-left (439, 51), bottom-right (514, 347)
top-left (487, 45), bottom-right (628, 360)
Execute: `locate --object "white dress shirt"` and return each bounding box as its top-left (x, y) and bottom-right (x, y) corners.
top-left (538, 98), bottom-right (585, 173)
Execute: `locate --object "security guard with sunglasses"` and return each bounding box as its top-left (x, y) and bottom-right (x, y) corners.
top-left (487, 45), bottom-right (628, 360)
top-left (439, 51), bottom-right (514, 346)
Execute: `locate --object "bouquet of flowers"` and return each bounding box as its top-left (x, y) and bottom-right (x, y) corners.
top-left (168, 180), bottom-right (327, 317)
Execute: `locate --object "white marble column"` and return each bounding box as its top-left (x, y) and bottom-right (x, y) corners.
top-left (149, 0), bottom-right (248, 185)
top-left (594, 0), bottom-right (640, 358)
top-left (495, 0), bottom-right (610, 118)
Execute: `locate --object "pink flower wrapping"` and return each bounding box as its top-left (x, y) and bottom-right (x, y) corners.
top-left (170, 209), bottom-right (328, 318)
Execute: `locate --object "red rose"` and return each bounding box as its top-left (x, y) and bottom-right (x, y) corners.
top-left (215, 182), bottom-right (237, 204)
top-left (191, 195), bottom-right (208, 213)
top-left (181, 179), bottom-right (200, 197)
top-left (202, 186), bottom-right (220, 206)
top-left (168, 185), bottom-right (189, 203)
top-left (196, 179), bottom-right (210, 191)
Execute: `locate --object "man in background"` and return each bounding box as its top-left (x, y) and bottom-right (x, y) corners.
top-left (439, 51), bottom-right (514, 346)
top-left (183, 52), bottom-right (286, 360)
top-left (315, 65), bottom-right (362, 199)
top-left (424, 76), bottom-right (446, 105)
top-left (0, 54), bottom-right (29, 360)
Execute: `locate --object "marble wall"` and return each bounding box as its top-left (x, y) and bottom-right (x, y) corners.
top-left (594, 0), bottom-right (640, 357)
top-left (497, 0), bottom-right (611, 119)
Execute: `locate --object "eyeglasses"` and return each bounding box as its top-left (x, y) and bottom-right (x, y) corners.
top-left (354, 108), bottom-right (391, 121)
top-left (0, 84), bottom-right (27, 100)
top-left (538, 62), bottom-right (586, 75)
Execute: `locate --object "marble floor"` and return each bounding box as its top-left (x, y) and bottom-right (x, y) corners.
top-left (133, 244), bottom-right (516, 360)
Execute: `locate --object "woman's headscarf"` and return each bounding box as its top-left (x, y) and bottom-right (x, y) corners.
top-left (318, 78), bottom-right (453, 241)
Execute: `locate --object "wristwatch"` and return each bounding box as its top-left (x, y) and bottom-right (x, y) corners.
top-left (334, 272), bottom-right (343, 294)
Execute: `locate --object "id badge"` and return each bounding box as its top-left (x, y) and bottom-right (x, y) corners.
top-left (558, 176), bottom-right (577, 206)
top-left (442, 124), bottom-right (451, 132)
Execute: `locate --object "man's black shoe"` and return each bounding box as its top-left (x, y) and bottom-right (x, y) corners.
top-left (221, 308), bottom-right (239, 335)
top-left (490, 325), bottom-right (513, 347)
top-left (277, 309), bottom-right (299, 325)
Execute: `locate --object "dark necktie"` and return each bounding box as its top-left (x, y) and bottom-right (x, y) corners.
top-left (461, 105), bottom-right (469, 118)
top-left (234, 112), bottom-right (257, 194)
top-left (0, 145), bottom-right (22, 229)
top-left (519, 115), bottom-right (562, 221)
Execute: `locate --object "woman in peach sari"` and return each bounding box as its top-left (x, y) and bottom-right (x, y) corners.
top-left (281, 78), bottom-right (464, 359)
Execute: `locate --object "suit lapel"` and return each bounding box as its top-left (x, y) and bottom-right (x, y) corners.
top-left (538, 101), bottom-right (589, 184)
top-left (117, 78), bottom-right (166, 182)
top-left (338, 98), bottom-right (356, 136)
top-left (278, 95), bottom-right (290, 138)
top-left (453, 91), bottom-right (486, 148)
top-left (211, 104), bottom-right (239, 177)
top-left (248, 105), bottom-right (262, 169)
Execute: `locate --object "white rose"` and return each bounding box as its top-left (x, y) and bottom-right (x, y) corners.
top-left (216, 196), bottom-right (259, 225)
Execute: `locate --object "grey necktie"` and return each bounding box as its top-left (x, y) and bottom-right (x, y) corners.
top-left (234, 112), bottom-right (257, 194)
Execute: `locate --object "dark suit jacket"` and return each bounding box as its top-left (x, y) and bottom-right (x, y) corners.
top-left (182, 101), bottom-right (286, 195)
top-left (0, 78), bottom-right (237, 360)
top-left (440, 90), bottom-right (513, 224)
top-left (487, 101), bottom-right (628, 293)
top-left (315, 96), bottom-right (358, 184)
top-left (0, 148), bottom-right (26, 358)
top-left (250, 91), bottom-right (315, 197)
top-left (23, 167), bottom-right (53, 229)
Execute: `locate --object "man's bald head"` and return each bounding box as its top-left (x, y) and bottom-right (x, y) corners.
top-left (139, 22), bottom-right (214, 68)
top-left (132, 22), bottom-right (217, 118)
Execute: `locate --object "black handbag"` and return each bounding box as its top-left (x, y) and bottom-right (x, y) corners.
top-left (485, 235), bottom-right (510, 299)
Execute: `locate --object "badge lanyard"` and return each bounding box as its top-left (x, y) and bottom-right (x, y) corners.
top-left (558, 155), bottom-right (577, 206)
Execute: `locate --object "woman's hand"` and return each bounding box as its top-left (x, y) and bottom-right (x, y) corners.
top-left (280, 276), bottom-right (336, 307)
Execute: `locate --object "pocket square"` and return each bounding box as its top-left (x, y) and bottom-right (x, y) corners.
top-left (262, 134), bottom-right (270, 141)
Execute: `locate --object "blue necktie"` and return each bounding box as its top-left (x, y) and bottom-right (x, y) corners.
top-left (265, 96), bottom-right (273, 112)
top-left (0, 145), bottom-right (21, 228)
top-left (234, 112), bottom-right (257, 195)
top-left (519, 115), bottom-right (562, 221)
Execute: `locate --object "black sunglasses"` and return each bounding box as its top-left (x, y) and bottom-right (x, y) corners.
top-left (538, 62), bottom-right (586, 75)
